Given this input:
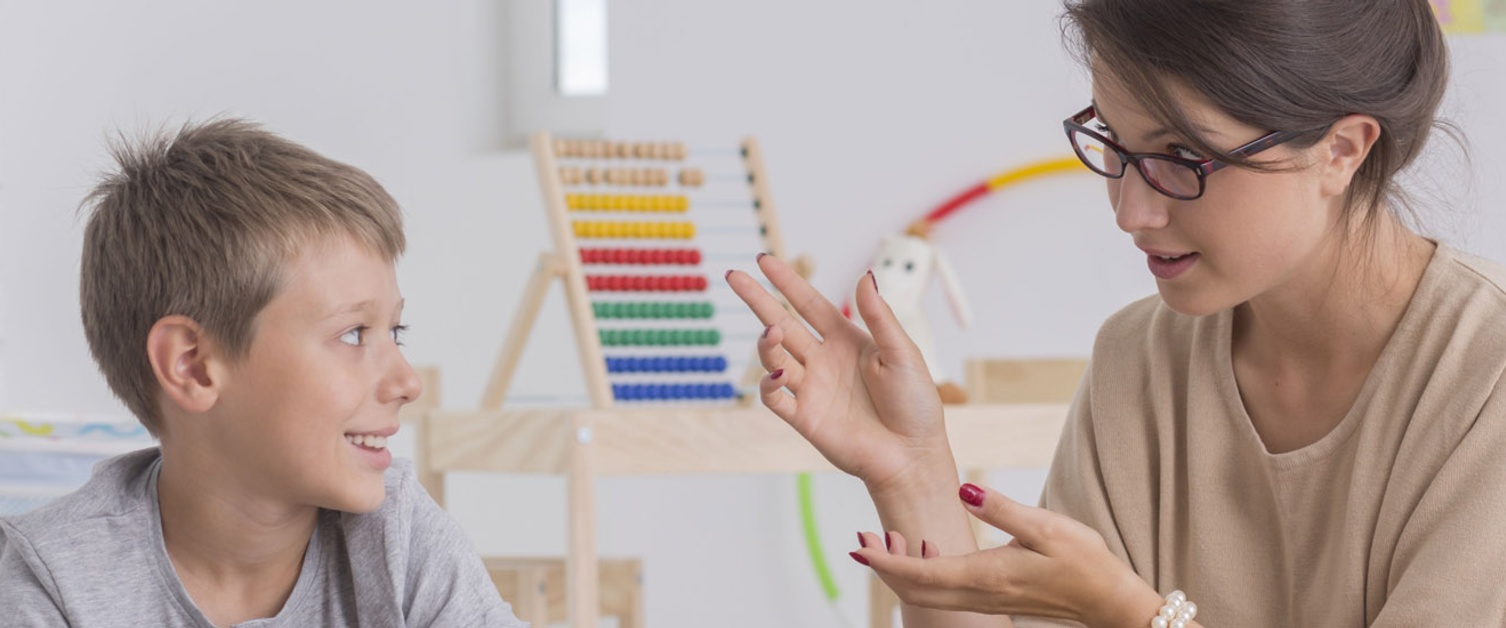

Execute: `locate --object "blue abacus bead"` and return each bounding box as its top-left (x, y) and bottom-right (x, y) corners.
top-left (632, 357), bottom-right (646, 372)
top-left (717, 383), bottom-right (735, 399)
top-left (712, 356), bottom-right (728, 372)
top-left (694, 383), bottom-right (712, 398)
top-left (606, 357), bottom-right (619, 373)
top-left (673, 356), bottom-right (688, 372)
top-left (612, 384), bottom-right (625, 400)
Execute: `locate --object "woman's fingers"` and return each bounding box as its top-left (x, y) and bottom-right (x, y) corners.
top-left (752, 254), bottom-right (853, 339)
top-left (853, 269), bottom-right (922, 359)
top-left (850, 548), bottom-right (977, 610)
top-left (759, 370), bottom-right (797, 420)
top-left (959, 483), bottom-right (1079, 554)
top-left (725, 268), bottom-right (822, 362)
top-left (757, 324), bottom-right (805, 392)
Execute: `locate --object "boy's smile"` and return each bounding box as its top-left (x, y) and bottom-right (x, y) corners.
top-left (205, 235), bottom-right (421, 514)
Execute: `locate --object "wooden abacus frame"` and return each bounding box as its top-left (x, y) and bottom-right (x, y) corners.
top-left (480, 131), bottom-right (794, 411)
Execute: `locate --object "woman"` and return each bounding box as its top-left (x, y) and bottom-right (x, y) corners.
top-left (726, 1), bottom-right (1506, 625)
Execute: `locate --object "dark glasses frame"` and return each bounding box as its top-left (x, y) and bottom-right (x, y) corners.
top-left (1063, 105), bottom-right (1312, 201)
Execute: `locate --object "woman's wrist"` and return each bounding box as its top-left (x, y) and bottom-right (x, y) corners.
top-left (1085, 566), bottom-right (1164, 628)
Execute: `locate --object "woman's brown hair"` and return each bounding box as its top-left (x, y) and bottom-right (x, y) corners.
top-left (1062, 0), bottom-right (1451, 228)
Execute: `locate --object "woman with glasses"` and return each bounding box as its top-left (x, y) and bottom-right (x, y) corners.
top-left (728, 0), bottom-right (1506, 626)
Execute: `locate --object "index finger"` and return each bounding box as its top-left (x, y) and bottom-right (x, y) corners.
top-left (751, 253), bottom-right (852, 338)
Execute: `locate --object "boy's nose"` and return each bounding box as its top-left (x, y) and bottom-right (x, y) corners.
top-left (381, 352), bottom-right (424, 406)
top-left (1111, 170), bottom-right (1172, 234)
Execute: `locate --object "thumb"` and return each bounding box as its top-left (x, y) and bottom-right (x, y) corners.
top-left (854, 270), bottom-right (921, 358)
top-left (958, 482), bottom-right (1061, 553)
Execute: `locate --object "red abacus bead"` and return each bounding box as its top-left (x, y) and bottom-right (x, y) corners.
top-left (692, 276), bottom-right (708, 291)
top-left (687, 249), bottom-right (702, 265)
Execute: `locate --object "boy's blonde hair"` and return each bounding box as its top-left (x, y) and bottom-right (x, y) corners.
top-left (80, 119), bottom-right (406, 437)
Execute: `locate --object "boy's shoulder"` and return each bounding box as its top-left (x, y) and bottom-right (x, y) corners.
top-left (2, 447), bottom-right (160, 541)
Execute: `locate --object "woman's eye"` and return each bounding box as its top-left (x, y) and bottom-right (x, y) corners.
top-left (1172, 145), bottom-right (1204, 161)
top-left (340, 327), bottom-right (366, 347)
top-left (1092, 123), bottom-right (1115, 139)
top-left (391, 324), bottom-right (409, 346)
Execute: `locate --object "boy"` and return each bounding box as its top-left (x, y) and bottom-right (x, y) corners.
top-left (0, 119), bottom-right (524, 627)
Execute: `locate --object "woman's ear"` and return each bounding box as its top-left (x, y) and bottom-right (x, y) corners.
top-left (1318, 114), bottom-right (1383, 198)
top-left (145, 315), bottom-right (222, 415)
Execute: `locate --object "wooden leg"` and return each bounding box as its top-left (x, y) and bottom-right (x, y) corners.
top-left (482, 252), bottom-right (564, 410)
top-left (568, 421), bottom-right (600, 627)
top-left (869, 574), bottom-right (899, 628)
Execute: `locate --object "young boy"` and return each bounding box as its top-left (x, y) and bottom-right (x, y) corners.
top-left (0, 119), bottom-right (524, 627)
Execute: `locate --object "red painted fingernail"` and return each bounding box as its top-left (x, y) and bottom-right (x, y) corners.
top-left (770, 369), bottom-right (784, 380)
top-left (849, 552), bottom-right (870, 566)
top-left (884, 531), bottom-right (893, 551)
top-left (959, 483), bottom-right (985, 507)
top-left (725, 269), bottom-right (734, 280)
top-left (868, 270), bottom-right (879, 294)
top-left (921, 540), bottom-right (930, 557)
top-left (757, 252), bottom-right (768, 261)
top-left (857, 532), bottom-right (867, 548)
top-left (762, 325), bottom-right (773, 338)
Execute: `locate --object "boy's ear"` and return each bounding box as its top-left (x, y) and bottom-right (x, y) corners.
top-left (146, 315), bottom-right (222, 414)
top-left (1318, 114), bottom-right (1382, 199)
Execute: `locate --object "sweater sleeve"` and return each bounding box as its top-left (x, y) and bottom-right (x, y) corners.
top-left (1012, 364), bottom-right (1135, 628)
top-left (1370, 375), bottom-right (1506, 625)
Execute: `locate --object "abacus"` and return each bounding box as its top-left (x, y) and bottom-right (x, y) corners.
top-left (482, 132), bottom-right (795, 410)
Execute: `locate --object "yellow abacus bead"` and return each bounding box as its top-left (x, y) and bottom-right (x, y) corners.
top-left (677, 195), bottom-right (690, 211)
top-left (683, 223), bottom-right (697, 239)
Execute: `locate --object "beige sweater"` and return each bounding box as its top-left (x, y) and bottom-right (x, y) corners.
top-left (1021, 244), bottom-right (1506, 626)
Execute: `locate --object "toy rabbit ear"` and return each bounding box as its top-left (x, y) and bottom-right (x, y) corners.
top-left (933, 247), bottom-right (973, 329)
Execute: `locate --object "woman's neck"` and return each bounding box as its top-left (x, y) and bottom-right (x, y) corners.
top-left (1234, 211), bottom-right (1434, 371)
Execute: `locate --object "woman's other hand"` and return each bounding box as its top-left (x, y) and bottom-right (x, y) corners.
top-left (851, 483), bottom-right (1165, 627)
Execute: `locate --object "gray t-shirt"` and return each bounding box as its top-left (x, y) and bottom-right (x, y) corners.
top-left (0, 448), bottom-right (525, 627)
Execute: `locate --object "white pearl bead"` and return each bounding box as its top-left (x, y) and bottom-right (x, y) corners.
top-left (1161, 605), bottom-right (1177, 619)
top-left (1180, 602), bottom-right (1198, 619)
top-left (1168, 590), bottom-right (1187, 606)
top-left (1170, 619), bottom-right (1187, 628)
top-left (1152, 617), bottom-right (1169, 628)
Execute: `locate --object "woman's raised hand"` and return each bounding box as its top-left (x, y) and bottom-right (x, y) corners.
top-left (724, 254), bottom-right (953, 492)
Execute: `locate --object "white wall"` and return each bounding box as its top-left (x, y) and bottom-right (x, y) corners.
top-left (2, 2), bottom-right (1503, 626)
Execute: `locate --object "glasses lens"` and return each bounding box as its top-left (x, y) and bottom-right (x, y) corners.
top-left (1070, 129), bottom-right (1124, 177)
top-left (1140, 157), bottom-right (1202, 199)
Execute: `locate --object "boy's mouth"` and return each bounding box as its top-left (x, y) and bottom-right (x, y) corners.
top-left (345, 433), bottom-right (389, 450)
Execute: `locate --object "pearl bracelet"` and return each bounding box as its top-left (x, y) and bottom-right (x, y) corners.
top-left (1150, 590), bottom-right (1198, 628)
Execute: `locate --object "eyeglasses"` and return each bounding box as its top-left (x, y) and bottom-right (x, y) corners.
top-left (1063, 105), bottom-right (1310, 201)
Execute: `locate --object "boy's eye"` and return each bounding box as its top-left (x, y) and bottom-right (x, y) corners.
top-left (1092, 122), bottom-right (1116, 140)
top-left (340, 327), bottom-right (367, 347)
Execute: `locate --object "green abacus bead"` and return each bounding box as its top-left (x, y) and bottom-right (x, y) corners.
top-left (701, 303), bottom-right (715, 318)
